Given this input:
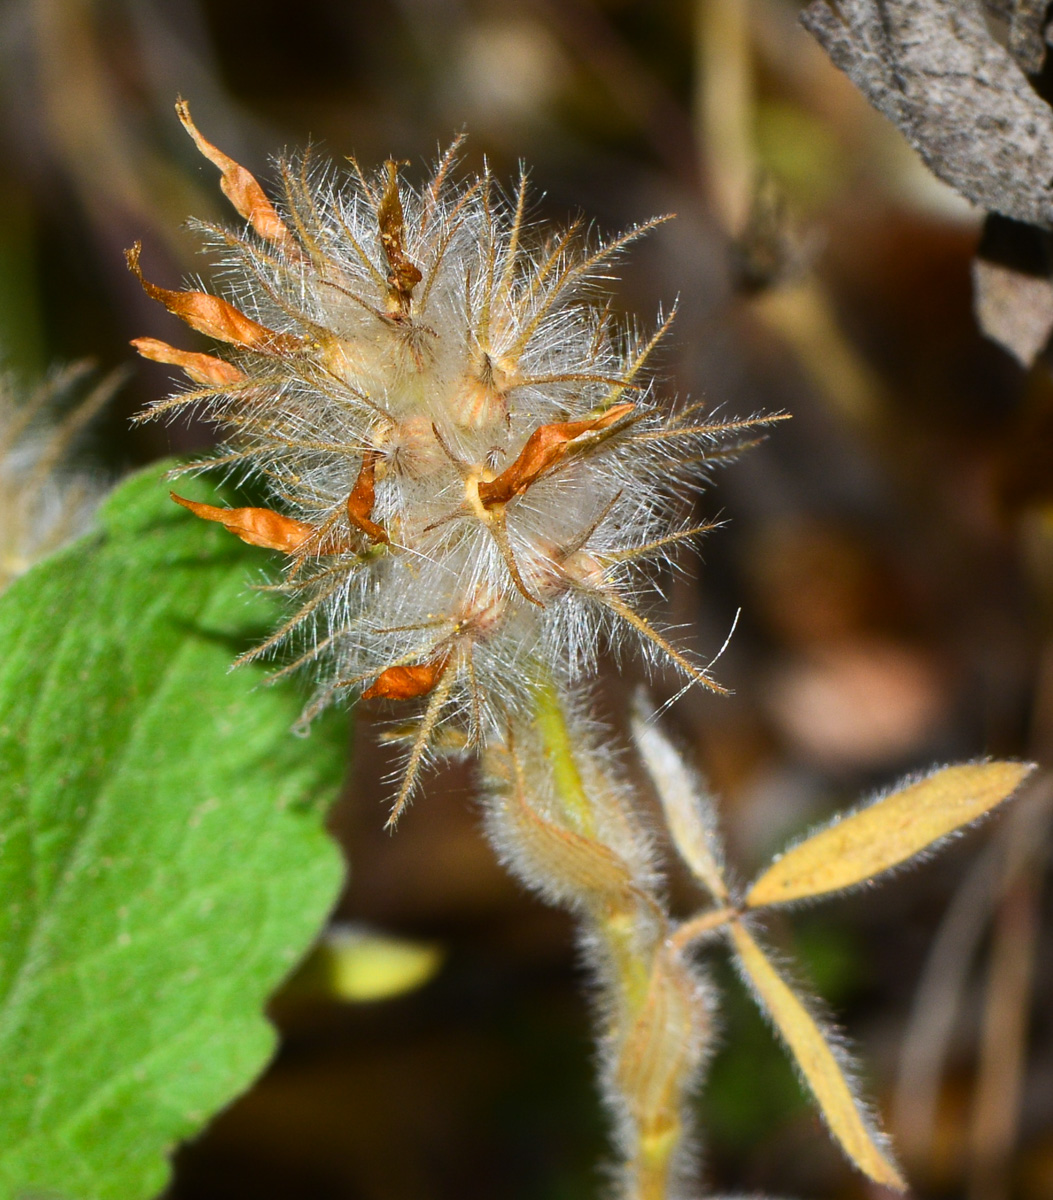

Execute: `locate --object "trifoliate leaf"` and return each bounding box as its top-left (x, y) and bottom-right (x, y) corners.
top-left (728, 921), bottom-right (905, 1191)
top-left (746, 761), bottom-right (1033, 909)
top-left (0, 464), bottom-right (349, 1200)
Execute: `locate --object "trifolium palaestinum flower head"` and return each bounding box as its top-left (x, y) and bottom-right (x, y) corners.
top-left (129, 101), bottom-right (778, 822)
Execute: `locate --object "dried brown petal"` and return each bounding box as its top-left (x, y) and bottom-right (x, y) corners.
top-left (378, 160), bottom-right (423, 315)
top-left (176, 99), bottom-right (295, 249)
top-left (347, 449), bottom-right (389, 544)
top-left (171, 493), bottom-right (317, 553)
top-left (126, 243), bottom-right (300, 354)
top-left (363, 655), bottom-right (449, 701)
top-left (130, 337), bottom-right (246, 388)
top-left (478, 403), bottom-right (636, 508)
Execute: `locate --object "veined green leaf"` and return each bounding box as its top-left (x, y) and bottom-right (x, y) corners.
top-left (0, 464), bottom-right (349, 1200)
top-left (746, 761), bottom-right (1033, 909)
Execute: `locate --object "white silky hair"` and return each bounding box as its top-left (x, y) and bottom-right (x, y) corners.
top-left (0, 365), bottom-right (116, 592)
top-left (142, 140), bottom-right (775, 808)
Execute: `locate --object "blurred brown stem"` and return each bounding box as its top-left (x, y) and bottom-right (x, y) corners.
top-left (694, 0), bottom-right (754, 236)
top-left (967, 785), bottom-right (1049, 1200)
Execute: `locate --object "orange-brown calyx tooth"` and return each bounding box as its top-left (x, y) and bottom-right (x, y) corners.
top-left (377, 160), bottom-right (423, 317)
top-left (347, 448), bottom-right (389, 544)
top-left (362, 654), bottom-right (450, 701)
top-left (171, 493), bottom-right (318, 553)
top-left (175, 98), bottom-right (296, 251)
top-left (131, 337), bottom-right (246, 387)
top-left (126, 243), bottom-right (300, 354)
top-left (478, 402), bottom-right (636, 508)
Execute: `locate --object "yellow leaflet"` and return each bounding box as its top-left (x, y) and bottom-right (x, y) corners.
top-left (630, 704), bottom-right (728, 901)
top-left (729, 921), bottom-right (906, 1191)
top-left (746, 761), bottom-right (1034, 908)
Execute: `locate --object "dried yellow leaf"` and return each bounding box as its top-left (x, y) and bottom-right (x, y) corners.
top-left (314, 926), bottom-right (442, 1003)
top-left (729, 920), bottom-right (906, 1191)
top-left (630, 697), bottom-right (728, 901)
top-left (746, 761), bottom-right (1034, 909)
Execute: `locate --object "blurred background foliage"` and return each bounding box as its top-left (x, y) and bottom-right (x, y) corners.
top-left (1, 0), bottom-right (1051, 1197)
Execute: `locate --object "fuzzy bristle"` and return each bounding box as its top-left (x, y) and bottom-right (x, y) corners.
top-left (132, 103), bottom-right (776, 810)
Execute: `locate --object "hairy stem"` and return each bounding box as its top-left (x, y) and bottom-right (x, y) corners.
top-left (482, 684), bottom-right (714, 1200)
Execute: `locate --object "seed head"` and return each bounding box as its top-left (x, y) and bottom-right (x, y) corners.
top-left (131, 102), bottom-right (777, 821)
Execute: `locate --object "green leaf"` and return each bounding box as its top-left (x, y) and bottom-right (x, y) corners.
top-left (0, 464), bottom-right (349, 1200)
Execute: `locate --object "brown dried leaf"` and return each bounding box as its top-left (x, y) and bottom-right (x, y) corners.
top-left (130, 337), bottom-right (246, 388)
top-left (126, 243), bottom-right (300, 354)
top-left (478, 403), bottom-right (636, 508)
top-left (985, 0), bottom-right (1050, 75)
top-left (972, 214), bottom-right (1053, 366)
top-left (378, 160), bottom-right (423, 315)
top-left (175, 99), bottom-right (295, 249)
top-left (729, 920), bottom-right (906, 1191)
top-left (801, 0), bottom-right (1053, 228)
top-left (171, 493), bottom-right (317, 553)
top-left (346, 449), bottom-right (388, 544)
top-left (362, 656), bottom-right (449, 701)
top-left (746, 761), bottom-right (1034, 909)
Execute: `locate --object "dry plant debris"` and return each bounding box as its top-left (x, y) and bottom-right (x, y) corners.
top-left (801, 0), bottom-right (1053, 365)
top-left (0, 364), bottom-right (118, 592)
top-left (801, 0), bottom-right (1053, 228)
